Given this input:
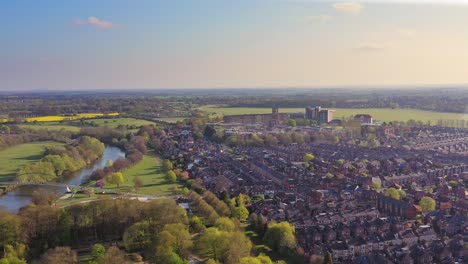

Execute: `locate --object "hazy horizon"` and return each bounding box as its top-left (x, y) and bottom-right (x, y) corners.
top-left (3, 0), bottom-right (468, 90)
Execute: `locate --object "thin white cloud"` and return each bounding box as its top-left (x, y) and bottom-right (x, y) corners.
top-left (310, 14), bottom-right (333, 22)
top-left (74, 16), bottom-right (114, 29)
top-left (333, 2), bottom-right (364, 15)
top-left (354, 43), bottom-right (385, 51)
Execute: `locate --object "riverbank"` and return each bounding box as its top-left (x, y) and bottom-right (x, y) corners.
top-left (85, 152), bottom-right (178, 196)
top-left (0, 146), bottom-right (125, 212)
top-left (0, 184), bottom-right (20, 197)
top-left (0, 141), bottom-right (64, 181)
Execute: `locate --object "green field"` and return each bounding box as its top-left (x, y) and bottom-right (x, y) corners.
top-left (99, 153), bottom-right (177, 196)
top-left (0, 141), bottom-right (62, 181)
top-left (20, 117), bottom-right (155, 132)
top-left (199, 105), bottom-right (468, 123)
top-left (19, 122), bottom-right (82, 132)
top-left (154, 117), bottom-right (188, 123)
top-left (332, 108), bottom-right (468, 123)
top-left (81, 117), bottom-right (155, 128)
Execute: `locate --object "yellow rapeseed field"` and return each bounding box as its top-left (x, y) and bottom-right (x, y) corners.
top-left (0, 112), bottom-right (120, 123)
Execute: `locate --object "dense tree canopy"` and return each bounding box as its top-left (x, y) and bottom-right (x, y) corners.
top-left (263, 222), bottom-right (296, 254)
top-left (384, 188), bottom-right (401, 200)
top-left (40, 247), bottom-right (78, 264)
top-left (106, 172), bottom-right (125, 187)
top-left (166, 171), bottom-right (177, 183)
top-left (0, 211), bottom-right (22, 249)
top-left (196, 227), bottom-right (252, 264)
top-left (16, 136), bottom-right (105, 182)
top-left (304, 153), bottom-right (315, 162)
top-left (419, 196), bottom-right (436, 213)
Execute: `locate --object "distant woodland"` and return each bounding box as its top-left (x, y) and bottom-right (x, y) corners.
top-left (0, 89), bottom-right (467, 117)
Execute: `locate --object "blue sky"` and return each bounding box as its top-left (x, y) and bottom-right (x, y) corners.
top-left (2, 0), bottom-right (468, 90)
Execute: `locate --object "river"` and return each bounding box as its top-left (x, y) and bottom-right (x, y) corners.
top-left (0, 146), bottom-right (125, 212)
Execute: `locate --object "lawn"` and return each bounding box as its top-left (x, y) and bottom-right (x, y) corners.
top-left (0, 141), bottom-right (63, 181)
top-left (199, 105), bottom-right (468, 123)
top-left (100, 152), bottom-right (177, 196)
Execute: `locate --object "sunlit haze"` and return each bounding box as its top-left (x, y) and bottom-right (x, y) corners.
top-left (2, 0), bottom-right (468, 90)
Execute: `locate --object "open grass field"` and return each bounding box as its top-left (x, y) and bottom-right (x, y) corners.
top-left (80, 117), bottom-right (155, 128)
top-left (332, 108), bottom-right (468, 123)
top-left (199, 105), bottom-right (468, 123)
top-left (154, 117), bottom-right (188, 123)
top-left (19, 117), bottom-right (155, 132)
top-left (19, 122), bottom-right (82, 132)
top-left (0, 141), bottom-right (63, 181)
top-left (97, 152), bottom-right (177, 196)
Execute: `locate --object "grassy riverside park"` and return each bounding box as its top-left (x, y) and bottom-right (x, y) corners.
top-left (0, 141), bottom-right (63, 181)
top-left (199, 105), bottom-right (468, 123)
top-left (87, 152), bottom-right (178, 196)
top-left (57, 153), bottom-right (177, 207)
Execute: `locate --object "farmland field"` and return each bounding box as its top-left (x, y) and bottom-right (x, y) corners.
top-left (0, 141), bottom-right (63, 181)
top-left (19, 122), bottom-right (82, 132)
top-left (79, 117), bottom-right (155, 128)
top-left (332, 108), bottom-right (468, 123)
top-left (20, 117), bottom-right (155, 132)
top-left (199, 105), bottom-right (468, 123)
top-left (0, 113), bottom-right (120, 124)
top-left (154, 117), bottom-right (188, 123)
top-left (97, 152), bottom-right (177, 196)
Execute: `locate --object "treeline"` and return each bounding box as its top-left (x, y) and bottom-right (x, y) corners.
top-left (86, 124), bottom-right (181, 187)
top-left (187, 187), bottom-right (251, 224)
top-left (386, 95), bottom-right (467, 113)
top-left (0, 94), bottom-right (182, 117)
top-left (228, 97), bottom-right (334, 108)
top-left (185, 174), bottom-right (300, 263)
top-left (0, 125), bottom-right (73, 151)
top-left (186, 187), bottom-right (277, 264)
top-left (435, 119), bottom-right (468, 128)
top-left (0, 95), bottom-right (160, 115)
top-left (0, 196), bottom-right (277, 264)
top-left (17, 136), bottom-right (104, 182)
top-left (226, 94), bottom-right (468, 113)
top-left (212, 130), bottom-right (340, 147)
top-left (188, 191), bottom-right (229, 225)
top-left (78, 126), bottom-right (126, 146)
top-left (89, 136), bottom-right (147, 182)
top-left (78, 125), bottom-right (154, 183)
top-left (0, 198), bottom-right (187, 263)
